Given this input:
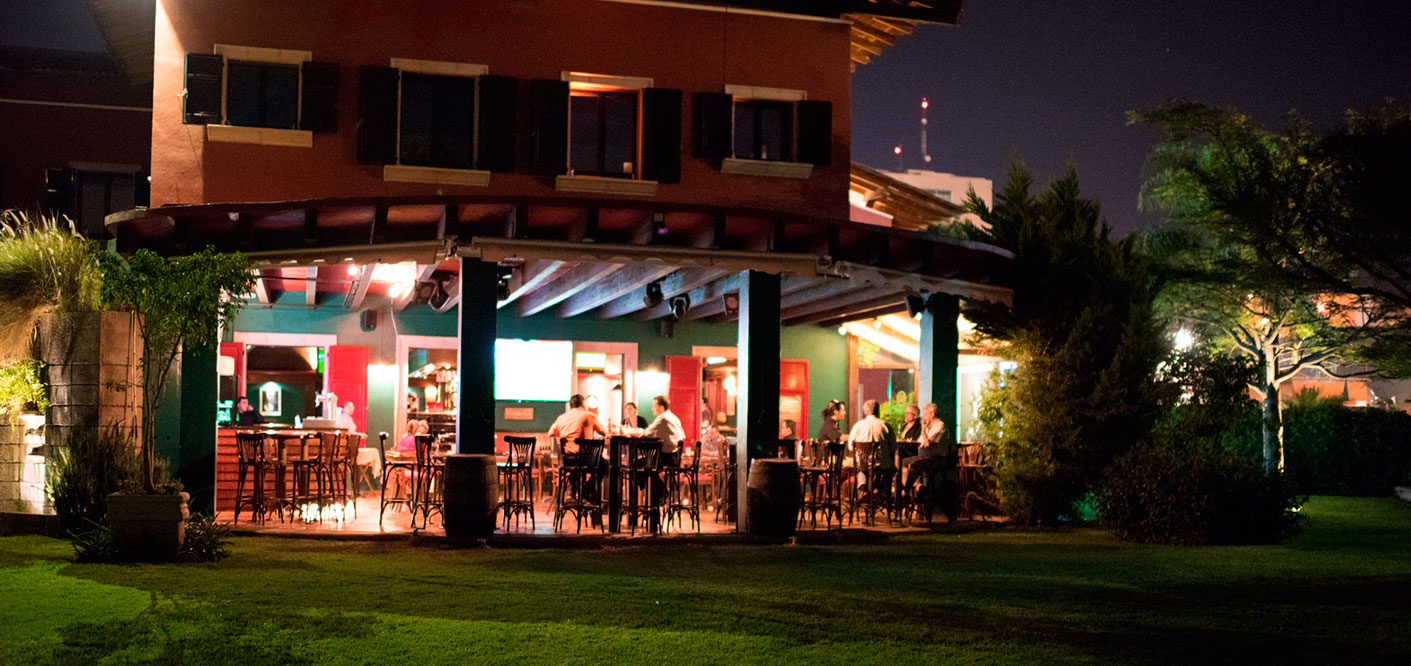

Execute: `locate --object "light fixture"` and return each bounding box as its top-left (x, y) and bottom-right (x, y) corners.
top-left (217, 355), bottom-right (236, 377)
top-left (722, 292), bottom-right (739, 317)
top-left (837, 326), bottom-right (847, 336)
top-left (1173, 329), bottom-right (1195, 351)
top-left (652, 212), bottom-right (668, 236)
top-left (424, 385), bottom-right (439, 401)
top-left (348, 265), bottom-right (361, 278)
top-left (906, 294), bottom-right (927, 318)
top-left (388, 282), bottom-right (406, 299)
top-left (705, 356), bottom-right (727, 365)
top-left (872, 320), bottom-right (882, 329)
top-left (669, 294), bottom-right (691, 320)
top-left (644, 281), bottom-right (664, 308)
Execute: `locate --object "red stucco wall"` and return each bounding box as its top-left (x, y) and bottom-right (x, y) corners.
top-left (152, 0), bottom-right (852, 220)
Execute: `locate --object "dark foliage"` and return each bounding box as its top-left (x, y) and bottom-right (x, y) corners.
top-left (179, 513), bottom-right (232, 562)
top-left (958, 163), bottom-right (1167, 524)
top-left (46, 427), bottom-right (141, 535)
top-left (1229, 405), bottom-right (1411, 496)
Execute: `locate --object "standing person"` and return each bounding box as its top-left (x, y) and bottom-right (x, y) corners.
top-left (234, 396), bottom-right (264, 426)
top-left (336, 401), bottom-right (357, 431)
top-left (548, 394), bottom-right (608, 454)
top-left (848, 399), bottom-right (897, 486)
top-left (818, 400), bottom-right (846, 443)
top-left (622, 395), bottom-right (686, 454)
top-left (622, 401), bottom-right (648, 430)
top-left (701, 397), bottom-right (714, 433)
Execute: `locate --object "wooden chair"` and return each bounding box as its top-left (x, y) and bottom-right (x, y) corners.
top-left (500, 436), bottom-right (537, 531)
top-left (377, 432), bottom-right (416, 526)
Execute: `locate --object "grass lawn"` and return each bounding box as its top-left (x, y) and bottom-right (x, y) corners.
top-left (1, 495), bottom-right (1408, 665)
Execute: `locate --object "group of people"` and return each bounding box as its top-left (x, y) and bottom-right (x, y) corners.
top-left (548, 394), bottom-right (687, 455)
top-left (816, 397), bottom-right (957, 521)
top-left (233, 395), bottom-right (359, 431)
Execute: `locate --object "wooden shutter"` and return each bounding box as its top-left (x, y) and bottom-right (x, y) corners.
top-left (694, 92), bottom-right (733, 160)
top-left (779, 359), bottom-right (810, 438)
top-left (182, 53), bottom-right (224, 125)
top-left (326, 345), bottom-right (369, 434)
top-left (665, 355), bottom-right (702, 444)
top-left (357, 66), bottom-right (399, 164)
top-left (300, 61), bottom-right (340, 133)
top-left (642, 88), bottom-right (682, 183)
top-left (795, 100), bottom-right (832, 167)
top-left (527, 78), bottom-right (569, 174)
top-left (476, 75), bottom-right (519, 173)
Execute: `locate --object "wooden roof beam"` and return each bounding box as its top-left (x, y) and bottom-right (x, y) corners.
top-left (788, 292), bottom-right (910, 326)
top-left (344, 265), bottom-right (373, 310)
top-left (499, 259), bottom-right (567, 307)
top-left (304, 267), bottom-right (318, 310)
top-left (518, 263), bottom-right (624, 317)
top-left (557, 264), bottom-right (678, 319)
top-left (596, 267), bottom-right (730, 319)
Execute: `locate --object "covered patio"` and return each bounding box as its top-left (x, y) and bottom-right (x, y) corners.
top-left (107, 193), bottom-right (1011, 535)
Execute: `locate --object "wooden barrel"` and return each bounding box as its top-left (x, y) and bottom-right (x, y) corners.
top-left (745, 458), bottom-right (800, 537)
top-left (442, 454), bottom-right (498, 539)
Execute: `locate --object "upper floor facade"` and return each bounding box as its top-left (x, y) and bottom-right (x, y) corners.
top-left (150, 0), bottom-right (921, 222)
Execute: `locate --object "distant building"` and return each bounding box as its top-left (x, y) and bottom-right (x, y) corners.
top-left (879, 169), bottom-right (993, 226)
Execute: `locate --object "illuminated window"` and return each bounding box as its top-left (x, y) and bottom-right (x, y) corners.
top-left (733, 100), bottom-right (792, 162)
top-left (570, 90), bottom-right (638, 178)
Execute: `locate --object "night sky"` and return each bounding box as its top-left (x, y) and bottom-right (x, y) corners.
top-left (6, 0), bottom-right (1411, 235)
top-left (852, 0), bottom-right (1411, 234)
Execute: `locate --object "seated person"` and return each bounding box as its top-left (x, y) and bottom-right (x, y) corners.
top-left (848, 399), bottom-right (897, 487)
top-left (619, 395), bottom-right (686, 455)
top-left (234, 396), bottom-right (264, 427)
top-left (548, 394), bottom-right (608, 455)
top-left (335, 401), bottom-right (357, 431)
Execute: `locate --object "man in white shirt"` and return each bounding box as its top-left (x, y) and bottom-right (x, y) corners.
top-left (847, 399), bottom-right (895, 470)
top-left (336, 401), bottom-right (357, 431)
top-left (623, 395), bottom-right (686, 454)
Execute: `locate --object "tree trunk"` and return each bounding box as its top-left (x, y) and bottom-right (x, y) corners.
top-left (1260, 382), bottom-right (1283, 473)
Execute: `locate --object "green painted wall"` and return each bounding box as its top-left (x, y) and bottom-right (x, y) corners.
top-left (217, 291), bottom-right (849, 447)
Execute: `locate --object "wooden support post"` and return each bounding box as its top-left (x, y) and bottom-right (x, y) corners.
top-left (735, 270), bottom-right (781, 532)
top-left (918, 293), bottom-right (960, 438)
top-left (457, 258), bottom-right (499, 455)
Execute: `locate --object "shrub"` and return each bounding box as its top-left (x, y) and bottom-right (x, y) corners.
top-left (180, 513), bottom-right (232, 562)
top-left (1098, 439), bottom-right (1303, 545)
top-left (1228, 404), bottom-right (1411, 496)
top-left (0, 211), bottom-right (99, 363)
top-left (45, 427), bottom-right (141, 535)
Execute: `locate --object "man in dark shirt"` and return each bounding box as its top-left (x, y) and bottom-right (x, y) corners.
top-left (234, 396), bottom-right (264, 426)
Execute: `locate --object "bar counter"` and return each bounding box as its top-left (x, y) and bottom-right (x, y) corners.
top-left (215, 426), bottom-right (349, 511)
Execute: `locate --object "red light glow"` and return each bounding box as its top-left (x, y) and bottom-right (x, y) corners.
top-left (893, 146), bottom-right (902, 155)
top-left (921, 98), bottom-right (929, 109)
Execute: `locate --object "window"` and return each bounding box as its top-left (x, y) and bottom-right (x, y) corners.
top-left (45, 165), bottom-right (147, 239)
top-left (398, 73), bottom-right (475, 169)
top-left (225, 60), bottom-right (300, 129)
top-left (569, 90), bottom-right (638, 178)
top-left (733, 100), bottom-right (792, 162)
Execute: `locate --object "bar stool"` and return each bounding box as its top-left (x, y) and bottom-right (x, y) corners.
top-left (233, 431), bottom-right (277, 524)
top-left (713, 443), bottom-right (738, 524)
top-left (621, 438), bottom-right (664, 535)
top-left (411, 434), bottom-right (442, 529)
top-left (851, 441), bottom-right (896, 525)
top-left (377, 432), bottom-right (416, 526)
top-left (553, 438), bottom-right (605, 533)
top-left (500, 436), bottom-right (537, 531)
top-left (325, 431), bottom-right (361, 518)
top-left (799, 441), bottom-right (845, 529)
top-left (287, 433), bottom-right (326, 519)
top-left (663, 442), bottom-right (702, 533)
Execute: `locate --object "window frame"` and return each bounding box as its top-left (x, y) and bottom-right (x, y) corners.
top-left (214, 45), bottom-right (311, 131)
top-left (388, 59), bottom-right (490, 174)
top-left (561, 72), bottom-right (654, 183)
top-left (396, 71), bottom-right (477, 170)
top-left (569, 88), bottom-right (640, 179)
top-left (224, 59), bottom-right (302, 130)
top-left (731, 98), bottom-right (794, 163)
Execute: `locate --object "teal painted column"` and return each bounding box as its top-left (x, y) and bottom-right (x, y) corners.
top-left (457, 258), bottom-right (498, 454)
top-left (736, 270), bottom-right (780, 529)
top-left (918, 294), bottom-right (960, 437)
top-left (178, 342), bottom-right (218, 513)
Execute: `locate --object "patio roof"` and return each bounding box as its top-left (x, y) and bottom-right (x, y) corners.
top-left (107, 193), bottom-right (1011, 325)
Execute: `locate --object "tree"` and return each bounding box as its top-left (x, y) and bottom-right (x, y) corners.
top-left (95, 247), bottom-right (254, 493)
top-left (958, 163), bottom-right (1167, 525)
top-left (1134, 99), bottom-right (1391, 472)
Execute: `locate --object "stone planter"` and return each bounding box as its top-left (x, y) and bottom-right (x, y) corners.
top-left (107, 492), bottom-right (189, 560)
top-left (39, 311), bottom-right (143, 450)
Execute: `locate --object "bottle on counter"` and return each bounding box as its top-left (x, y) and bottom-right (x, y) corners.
top-left (294, 414), bottom-right (302, 429)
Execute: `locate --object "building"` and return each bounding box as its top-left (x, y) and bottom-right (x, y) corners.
top-left (100, 0), bottom-right (1011, 526)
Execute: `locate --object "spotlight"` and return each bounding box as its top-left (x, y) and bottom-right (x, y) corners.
top-left (388, 282), bottom-right (406, 299)
top-left (722, 292), bottom-right (739, 317)
top-left (669, 294), bottom-right (691, 320)
top-left (496, 264), bottom-right (514, 301)
top-left (428, 280), bottom-right (450, 309)
top-left (652, 212), bottom-right (668, 236)
top-left (906, 294), bottom-right (928, 318)
top-left (644, 281), bottom-right (664, 308)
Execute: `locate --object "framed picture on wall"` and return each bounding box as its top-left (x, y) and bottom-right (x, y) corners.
top-left (259, 384), bottom-right (281, 417)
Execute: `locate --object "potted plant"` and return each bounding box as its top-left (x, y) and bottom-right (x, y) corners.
top-left (96, 246), bottom-right (253, 559)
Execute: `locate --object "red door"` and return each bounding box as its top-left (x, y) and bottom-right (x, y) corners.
top-left (780, 359), bottom-right (809, 438)
top-left (326, 345), bottom-right (368, 433)
top-left (665, 355), bottom-right (702, 443)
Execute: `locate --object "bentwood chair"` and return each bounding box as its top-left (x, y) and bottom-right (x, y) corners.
top-left (288, 433), bottom-right (326, 518)
top-left (378, 433), bottom-right (416, 526)
top-left (799, 441), bottom-right (845, 529)
top-left (663, 442), bottom-right (702, 533)
top-left (500, 436), bottom-right (537, 531)
top-left (326, 431), bottom-right (361, 518)
top-left (234, 431), bottom-right (278, 524)
top-left (621, 438), bottom-right (664, 535)
top-left (851, 441), bottom-right (897, 525)
top-left (411, 434), bottom-right (442, 530)
top-left (553, 438), bottom-right (605, 533)
top-left (713, 443), bottom-right (738, 524)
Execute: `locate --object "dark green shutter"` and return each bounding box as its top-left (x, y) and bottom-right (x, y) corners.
top-left (357, 66), bottom-right (399, 164)
top-left (642, 88), bottom-right (682, 183)
top-left (476, 75), bottom-right (519, 173)
top-left (694, 92), bottom-right (733, 160)
top-left (300, 61), bottom-right (340, 133)
top-left (182, 53), bottom-right (223, 125)
top-left (795, 100), bottom-right (832, 167)
top-left (527, 79), bottom-right (569, 175)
